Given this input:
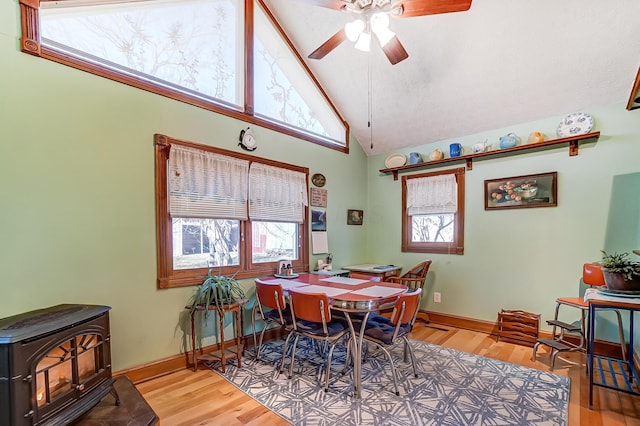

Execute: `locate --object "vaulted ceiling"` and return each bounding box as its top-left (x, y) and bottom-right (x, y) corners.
top-left (263, 0), bottom-right (640, 155)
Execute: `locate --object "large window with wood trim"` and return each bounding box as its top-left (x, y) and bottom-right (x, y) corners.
top-left (20, 0), bottom-right (348, 150)
top-left (401, 168), bottom-right (465, 254)
top-left (155, 134), bottom-right (309, 288)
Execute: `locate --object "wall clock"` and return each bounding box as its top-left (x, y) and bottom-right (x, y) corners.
top-left (238, 127), bottom-right (257, 151)
top-left (311, 173), bottom-right (326, 187)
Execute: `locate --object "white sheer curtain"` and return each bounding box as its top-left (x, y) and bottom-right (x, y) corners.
top-left (168, 145), bottom-right (249, 220)
top-left (249, 163), bottom-right (308, 223)
top-left (406, 174), bottom-right (457, 215)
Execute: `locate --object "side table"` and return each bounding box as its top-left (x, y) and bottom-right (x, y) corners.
top-left (343, 264), bottom-right (402, 280)
top-left (311, 269), bottom-right (350, 277)
top-left (187, 299), bottom-right (247, 373)
top-left (587, 297), bottom-right (640, 408)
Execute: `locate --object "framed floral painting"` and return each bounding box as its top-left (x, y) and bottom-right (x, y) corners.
top-left (485, 172), bottom-right (557, 210)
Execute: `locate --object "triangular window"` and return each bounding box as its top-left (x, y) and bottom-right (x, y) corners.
top-left (253, 2), bottom-right (346, 145)
top-left (21, 0), bottom-right (347, 150)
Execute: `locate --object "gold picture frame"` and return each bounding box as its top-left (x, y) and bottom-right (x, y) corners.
top-left (485, 172), bottom-right (558, 210)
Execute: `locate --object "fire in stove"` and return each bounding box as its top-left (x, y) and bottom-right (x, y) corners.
top-left (35, 334), bottom-right (102, 407)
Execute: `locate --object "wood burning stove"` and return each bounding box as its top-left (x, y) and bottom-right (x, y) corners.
top-left (0, 304), bottom-right (118, 426)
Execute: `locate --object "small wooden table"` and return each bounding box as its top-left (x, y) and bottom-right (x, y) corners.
top-left (311, 269), bottom-right (350, 277)
top-left (343, 263), bottom-right (402, 280)
top-left (187, 300), bottom-right (247, 373)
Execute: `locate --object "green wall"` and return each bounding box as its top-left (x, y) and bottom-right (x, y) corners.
top-left (366, 106), bottom-right (640, 336)
top-left (2, 0), bottom-right (640, 371)
top-left (0, 1), bottom-right (368, 370)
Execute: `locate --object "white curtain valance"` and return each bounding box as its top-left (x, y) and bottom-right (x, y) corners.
top-left (249, 163), bottom-right (308, 223)
top-left (168, 145), bottom-right (249, 220)
top-left (406, 174), bottom-right (458, 215)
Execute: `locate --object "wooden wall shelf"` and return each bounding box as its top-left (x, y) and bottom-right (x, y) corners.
top-left (379, 132), bottom-right (600, 180)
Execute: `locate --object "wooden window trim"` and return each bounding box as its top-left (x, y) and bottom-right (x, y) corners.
top-left (19, 0), bottom-right (349, 152)
top-left (155, 134), bottom-right (309, 289)
top-left (401, 167), bottom-right (465, 255)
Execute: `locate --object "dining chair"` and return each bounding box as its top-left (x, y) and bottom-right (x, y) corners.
top-left (386, 260), bottom-right (432, 292)
top-left (355, 288), bottom-right (422, 396)
top-left (251, 279), bottom-right (293, 362)
top-left (377, 260), bottom-right (431, 321)
top-left (279, 289), bottom-right (350, 392)
top-left (532, 263), bottom-right (626, 370)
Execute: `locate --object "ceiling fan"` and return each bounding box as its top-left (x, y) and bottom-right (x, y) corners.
top-left (303, 0), bottom-right (472, 65)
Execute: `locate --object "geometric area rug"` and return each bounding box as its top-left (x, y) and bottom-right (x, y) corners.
top-left (210, 338), bottom-right (570, 426)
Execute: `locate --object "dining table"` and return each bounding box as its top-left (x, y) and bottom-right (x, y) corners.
top-left (260, 273), bottom-right (408, 399)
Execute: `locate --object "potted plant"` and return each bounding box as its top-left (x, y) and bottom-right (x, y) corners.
top-left (600, 250), bottom-right (640, 292)
top-left (187, 270), bottom-right (247, 317)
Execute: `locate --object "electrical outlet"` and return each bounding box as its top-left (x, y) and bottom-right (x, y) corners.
top-left (434, 292), bottom-right (441, 303)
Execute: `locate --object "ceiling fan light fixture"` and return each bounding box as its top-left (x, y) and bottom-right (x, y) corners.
top-left (373, 26), bottom-right (395, 47)
top-left (371, 13), bottom-right (395, 47)
top-left (370, 12), bottom-right (389, 31)
top-left (354, 31), bottom-right (371, 52)
top-left (345, 19), bottom-right (365, 42)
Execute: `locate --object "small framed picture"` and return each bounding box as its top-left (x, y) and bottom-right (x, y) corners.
top-left (311, 209), bottom-right (327, 231)
top-left (485, 171), bottom-right (557, 210)
top-left (347, 209), bottom-right (364, 225)
top-left (310, 187), bottom-right (327, 207)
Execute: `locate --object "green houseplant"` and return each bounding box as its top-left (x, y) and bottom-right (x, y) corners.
top-left (187, 270), bottom-right (247, 317)
top-left (600, 251), bottom-right (640, 291)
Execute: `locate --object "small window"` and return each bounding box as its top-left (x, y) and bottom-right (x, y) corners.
top-left (155, 134), bottom-right (309, 288)
top-left (251, 221), bottom-right (298, 263)
top-left (174, 218), bottom-right (240, 270)
top-left (253, 3), bottom-right (346, 145)
top-left (401, 168), bottom-right (465, 254)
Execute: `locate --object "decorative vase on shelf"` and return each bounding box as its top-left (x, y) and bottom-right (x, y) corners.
top-left (499, 133), bottom-right (520, 149)
top-left (472, 140), bottom-right (490, 153)
top-left (528, 131), bottom-right (545, 144)
top-left (428, 149), bottom-right (444, 161)
top-left (449, 143), bottom-right (463, 158)
top-left (409, 152), bottom-right (423, 164)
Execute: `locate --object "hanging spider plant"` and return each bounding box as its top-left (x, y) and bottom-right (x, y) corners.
top-left (188, 270), bottom-right (247, 317)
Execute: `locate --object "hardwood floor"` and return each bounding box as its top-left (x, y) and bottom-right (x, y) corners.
top-left (136, 323), bottom-right (640, 425)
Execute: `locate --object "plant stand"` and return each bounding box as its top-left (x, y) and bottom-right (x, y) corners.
top-left (187, 300), bottom-right (248, 373)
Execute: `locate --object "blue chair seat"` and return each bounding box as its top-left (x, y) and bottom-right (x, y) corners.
top-left (364, 322), bottom-right (411, 345)
top-left (296, 318), bottom-right (347, 336)
top-left (263, 306), bottom-right (293, 324)
top-left (351, 316), bottom-right (411, 345)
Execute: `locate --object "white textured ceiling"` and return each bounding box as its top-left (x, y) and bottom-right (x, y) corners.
top-left (263, 0), bottom-right (640, 156)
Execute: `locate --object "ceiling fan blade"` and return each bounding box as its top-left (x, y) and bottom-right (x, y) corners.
top-left (308, 28), bottom-right (347, 60)
top-left (295, 0), bottom-right (349, 11)
top-left (379, 35), bottom-right (409, 65)
top-left (392, 0), bottom-right (472, 18)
